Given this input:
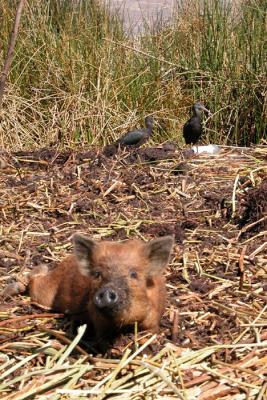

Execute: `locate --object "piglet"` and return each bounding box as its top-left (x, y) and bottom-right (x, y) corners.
top-left (2, 234), bottom-right (174, 339)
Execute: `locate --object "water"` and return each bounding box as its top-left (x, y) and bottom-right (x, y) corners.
top-left (106, 0), bottom-right (175, 34)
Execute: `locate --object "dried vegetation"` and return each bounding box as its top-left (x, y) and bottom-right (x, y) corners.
top-left (0, 144), bottom-right (266, 399)
top-left (0, 0), bottom-right (266, 149)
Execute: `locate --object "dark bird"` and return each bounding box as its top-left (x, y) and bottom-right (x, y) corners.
top-left (116, 115), bottom-right (154, 147)
top-left (183, 102), bottom-right (210, 145)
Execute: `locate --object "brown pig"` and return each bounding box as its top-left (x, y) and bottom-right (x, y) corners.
top-left (2, 234), bottom-right (174, 338)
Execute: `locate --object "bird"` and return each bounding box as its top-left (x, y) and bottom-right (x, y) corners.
top-left (116, 115), bottom-right (154, 148)
top-left (183, 102), bottom-right (210, 145)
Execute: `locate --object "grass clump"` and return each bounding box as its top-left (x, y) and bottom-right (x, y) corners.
top-left (0, 0), bottom-right (266, 150)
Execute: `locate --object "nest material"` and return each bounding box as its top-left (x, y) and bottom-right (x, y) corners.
top-left (0, 144), bottom-right (266, 399)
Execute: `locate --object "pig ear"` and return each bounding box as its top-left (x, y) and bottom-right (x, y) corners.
top-left (72, 233), bottom-right (96, 275)
top-left (145, 236), bottom-right (174, 274)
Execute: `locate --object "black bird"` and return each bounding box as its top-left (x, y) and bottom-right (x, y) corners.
top-left (116, 115), bottom-right (154, 147)
top-left (183, 102), bottom-right (210, 145)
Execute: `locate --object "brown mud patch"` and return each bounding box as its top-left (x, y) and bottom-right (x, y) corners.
top-left (0, 145), bottom-right (266, 397)
top-left (237, 179), bottom-right (267, 233)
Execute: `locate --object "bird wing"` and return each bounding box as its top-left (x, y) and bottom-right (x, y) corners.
top-left (117, 129), bottom-right (146, 146)
top-left (183, 117), bottom-right (199, 130)
top-left (183, 117), bottom-right (202, 144)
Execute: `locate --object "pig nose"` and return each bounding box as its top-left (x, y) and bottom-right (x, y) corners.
top-left (94, 288), bottom-right (118, 309)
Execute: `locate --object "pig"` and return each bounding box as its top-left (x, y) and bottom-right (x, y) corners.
top-left (1, 234), bottom-right (174, 339)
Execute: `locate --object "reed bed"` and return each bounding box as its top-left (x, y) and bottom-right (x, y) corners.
top-left (0, 143), bottom-right (266, 399)
top-left (0, 0), bottom-right (266, 150)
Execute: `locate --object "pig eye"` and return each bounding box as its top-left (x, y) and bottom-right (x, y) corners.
top-left (91, 271), bottom-right (102, 279)
top-left (130, 270), bottom-right (138, 279)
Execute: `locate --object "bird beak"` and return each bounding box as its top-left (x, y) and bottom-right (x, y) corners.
top-left (201, 105), bottom-right (211, 115)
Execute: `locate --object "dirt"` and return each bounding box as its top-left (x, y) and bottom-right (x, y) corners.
top-left (0, 145), bottom-right (266, 357)
top-left (237, 179), bottom-right (267, 233)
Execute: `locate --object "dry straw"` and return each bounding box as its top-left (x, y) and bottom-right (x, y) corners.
top-left (0, 143), bottom-right (266, 399)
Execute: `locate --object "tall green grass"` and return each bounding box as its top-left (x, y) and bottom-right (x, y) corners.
top-left (0, 0), bottom-right (266, 150)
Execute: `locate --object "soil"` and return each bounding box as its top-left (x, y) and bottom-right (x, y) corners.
top-left (0, 145), bottom-right (266, 357)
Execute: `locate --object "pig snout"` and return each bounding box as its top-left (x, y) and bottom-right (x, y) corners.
top-left (94, 287), bottom-right (119, 310)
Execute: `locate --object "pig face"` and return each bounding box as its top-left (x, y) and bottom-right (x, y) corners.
top-left (73, 234), bottom-right (174, 327)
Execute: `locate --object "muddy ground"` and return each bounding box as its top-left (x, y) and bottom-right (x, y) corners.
top-left (0, 144), bottom-right (266, 397)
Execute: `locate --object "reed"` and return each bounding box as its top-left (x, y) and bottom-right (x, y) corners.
top-left (0, 0), bottom-right (265, 150)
